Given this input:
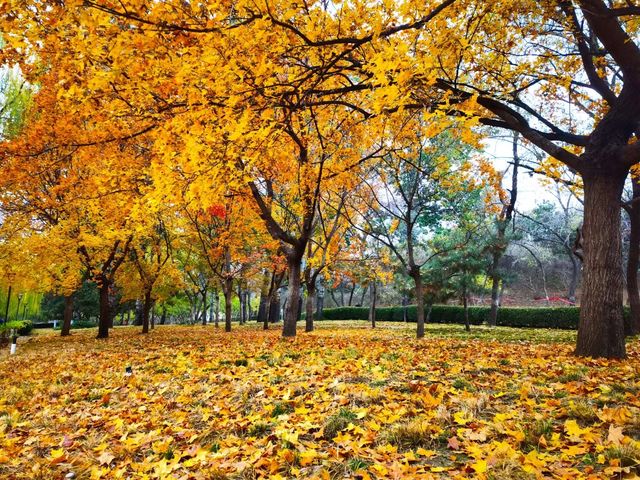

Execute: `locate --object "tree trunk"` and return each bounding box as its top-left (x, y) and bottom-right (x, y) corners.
top-left (283, 256), bottom-right (302, 337)
top-left (368, 281), bottom-right (377, 328)
top-left (237, 286), bottom-right (244, 325)
top-left (151, 302), bottom-right (156, 329)
top-left (348, 281), bottom-right (356, 306)
top-left (201, 289), bottom-right (208, 325)
top-left (576, 172), bottom-right (626, 358)
top-left (224, 280), bottom-right (233, 332)
top-left (214, 291), bottom-right (219, 327)
top-left (97, 280), bottom-right (110, 339)
top-left (316, 283), bottom-right (324, 320)
top-left (413, 271), bottom-right (426, 338)
top-left (160, 306), bottom-right (166, 325)
top-left (402, 295), bottom-right (408, 323)
top-left (488, 250), bottom-right (501, 327)
top-left (305, 282), bottom-right (315, 333)
top-left (463, 281), bottom-right (470, 332)
top-left (142, 288), bottom-right (152, 334)
top-left (61, 294), bottom-right (74, 336)
top-left (268, 292), bottom-right (280, 324)
top-left (625, 177), bottom-right (640, 336)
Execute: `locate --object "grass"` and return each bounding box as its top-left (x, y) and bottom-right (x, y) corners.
top-left (0, 322), bottom-right (637, 479)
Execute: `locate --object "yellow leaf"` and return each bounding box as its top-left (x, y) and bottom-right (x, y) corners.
top-left (471, 459), bottom-right (487, 473)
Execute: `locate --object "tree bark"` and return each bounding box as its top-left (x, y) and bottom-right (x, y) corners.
top-left (462, 279), bottom-right (470, 332)
top-left (305, 282), bottom-right (315, 332)
top-left (201, 289), bottom-right (208, 325)
top-left (141, 288), bottom-right (152, 334)
top-left (61, 294), bottom-right (74, 336)
top-left (97, 280), bottom-right (110, 339)
top-left (283, 256), bottom-right (302, 337)
top-left (316, 283), bottom-right (324, 320)
top-left (268, 292), bottom-right (280, 324)
top-left (488, 252), bottom-right (501, 327)
top-left (412, 271), bottom-right (426, 338)
top-left (576, 172), bottom-right (627, 358)
top-left (625, 177), bottom-right (640, 336)
top-left (368, 281), bottom-right (376, 328)
top-left (160, 306), bottom-right (166, 325)
top-left (223, 279), bottom-right (233, 332)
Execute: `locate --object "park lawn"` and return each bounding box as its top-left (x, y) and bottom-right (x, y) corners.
top-left (0, 324), bottom-right (639, 480)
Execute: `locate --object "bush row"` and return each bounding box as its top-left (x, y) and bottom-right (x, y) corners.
top-left (319, 305), bottom-right (609, 329)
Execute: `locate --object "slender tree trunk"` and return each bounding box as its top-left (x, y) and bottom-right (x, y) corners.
top-left (348, 281), bottom-right (356, 306)
top-left (160, 306), bottom-right (166, 325)
top-left (224, 280), bottom-right (233, 332)
top-left (214, 291), bottom-right (219, 328)
top-left (201, 289), bottom-right (208, 326)
top-left (97, 280), bottom-right (110, 339)
top-left (463, 280), bottom-right (470, 332)
top-left (305, 282), bottom-right (315, 333)
top-left (151, 302), bottom-right (156, 329)
top-left (402, 295), bottom-right (408, 323)
top-left (141, 288), bottom-right (152, 334)
top-left (625, 178), bottom-right (640, 336)
top-left (368, 281), bottom-right (377, 328)
top-left (268, 292), bottom-right (280, 323)
top-left (488, 250), bottom-right (501, 327)
top-left (316, 282), bottom-right (324, 320)
top-left (576, 172), bottom-right (626, 358)
top-left (426, 303), bottom-right (433, 323)
top-left (61, 294), bottom-right (74, 336)
top-left (413, 271), bottom-right (426, 338)
top-left (283, 256), bottom-right (302, 337)
top-left (258, 275), bottom-right (269, 324)
top-left (237, 286), bottom-right (244, 325)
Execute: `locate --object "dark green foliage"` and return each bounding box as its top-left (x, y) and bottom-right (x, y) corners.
top-left (0, 320), bottom-right (33, 345)
top-left (17, 320), bottom-right (33, 335)
top-left (320, 305), bottom-right (628, 330)
top-left (54, 320), bottom-right (97, 330)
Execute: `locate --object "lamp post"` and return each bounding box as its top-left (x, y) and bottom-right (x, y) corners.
top-left (15, 293), bottom-right (23, 322)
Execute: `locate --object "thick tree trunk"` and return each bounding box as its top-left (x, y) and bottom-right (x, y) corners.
top-left (61, 294), bottom-right (74, 336)
top-left (413, 271), bottom-right (426, 338)
top-left (368, 282), bottom-right (376, 328)
top-left (576, 172), bottom-right (626, 358)
top-left (97, 281), bottom-right (110, 339)
top-left (626, 178), bottom-right (640, 336)
top-left (141, 288), bottom-right (152, 334)
top-left (283, 256), bottom-right (302, 337)
top-left (305, 283), bottom-right (315, 333)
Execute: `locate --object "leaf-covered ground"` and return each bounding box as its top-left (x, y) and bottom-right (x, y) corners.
top-left (1, 323), bottom-right (639, 479)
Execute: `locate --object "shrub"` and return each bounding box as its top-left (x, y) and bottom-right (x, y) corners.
top-left (319, 305), bottom-right (606, 329)
top-left (0, 320), bottom-right (33, 345)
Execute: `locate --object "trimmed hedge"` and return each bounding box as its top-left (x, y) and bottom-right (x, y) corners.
top-left (319, 305), bottom-right (610, 329)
